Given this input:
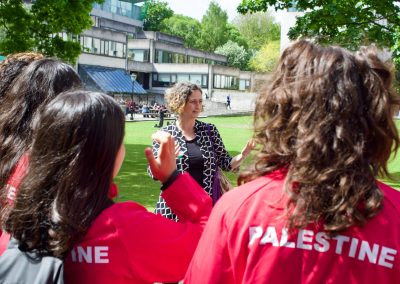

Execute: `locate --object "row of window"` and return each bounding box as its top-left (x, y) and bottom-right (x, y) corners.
top-left (93, 0), bottom-right (142, 21)
top-left (81, 36), bottom-right (126, 58)
top-left (152, 73), bottom-right (251, 91)
top-left (213, 75), bottom-right (239, 90)
top-left (153, 50), bottom-right (227, 66)
top-left (213, 75), bottom-right (250, 91)
top-left (152, 73), bottom-right (208, 88)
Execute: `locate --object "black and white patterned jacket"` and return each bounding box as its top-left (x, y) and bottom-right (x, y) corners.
top-left (149, 120), bottom-right (232, 220)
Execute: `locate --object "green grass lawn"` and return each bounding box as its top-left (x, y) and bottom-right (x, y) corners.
top-left (114, 117), bottom-right (400, 210)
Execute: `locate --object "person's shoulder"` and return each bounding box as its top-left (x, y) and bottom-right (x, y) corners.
top-left (100, 202), bottom-right (147, 218)
top-left (161, 123), bottom-right (177, 133)
top-left (377, 181), bottom-right (400, 215)
top-left (214, 170), bottom-right (287, 218)
top-left (196, 120), bottom-right (215, 130)
top-left (84, 202), bottom-right (147, 237)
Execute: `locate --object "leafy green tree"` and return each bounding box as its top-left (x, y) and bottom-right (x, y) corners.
top-left (0, 0), bottom-right (103, 64)
top-left (232, 11), bottom-right (280, 50)
top-left (226, 24), bottom-right (249, 50)
top-left (198, 1), bottom-right (229, 52)
top-left (215, 40), bottom-right (250, 70)
top-left (142, 0), bottom-right (173, 31)
top-left (0, 0), bottom-right (35, 54)
top-left (248, 40), bottom-right (280, 72)
top-left (161, 14), bottom-right (202, 49)
top-left (237, 0), bottom-right (400, 50)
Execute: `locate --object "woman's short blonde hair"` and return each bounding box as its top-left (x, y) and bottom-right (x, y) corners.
top-left (164, 82), bottom-right (202, 114)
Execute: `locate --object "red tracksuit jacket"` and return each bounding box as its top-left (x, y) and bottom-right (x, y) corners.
top-left (64, 173), bottom-right (212, 283)
top-left (185, 169), bottom-right (400, 283)
top-left (0, 154), bottom-right (29, 255)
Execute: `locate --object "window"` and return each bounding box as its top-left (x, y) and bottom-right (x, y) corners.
top-left (128, 49), bottom-right (149, 62)
top-left (83, 37), bottom-right (92, 52)
top-left (213, 74), bottom-right (239, 90)
top-left (101, 40), bottom-right (109, 55)
top-left (202, 75), bottom-right (208, 87)
top-left (177, 74), bottom-right (190, 82)
top-left (189, 74), bottom-right (202, 85)
top-left (153, 73), bottom-right (208, 88)
top-left (80, 36), bottom-right (125, 57)
top-left (93, 38), bottom-right (100, 54)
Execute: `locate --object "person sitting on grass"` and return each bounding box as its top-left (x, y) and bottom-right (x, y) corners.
top-left (2, 91), bottom-right (212, 284)
top-left (185, 41), bottom-right (400, 283)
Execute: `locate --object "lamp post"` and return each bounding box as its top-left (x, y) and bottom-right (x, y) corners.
top-left (130, 73), bottom-right (137, 120)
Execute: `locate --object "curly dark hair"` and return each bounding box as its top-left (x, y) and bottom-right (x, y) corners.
top-left (4, 91), bottom-right (125, 258)
top-left (0, 58), bottom-right (82, 212)
top-left (239, 40), bottom-right (400, 234)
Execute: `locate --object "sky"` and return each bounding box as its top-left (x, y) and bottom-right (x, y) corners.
top-left (163, 0), bottom-right (244, 22)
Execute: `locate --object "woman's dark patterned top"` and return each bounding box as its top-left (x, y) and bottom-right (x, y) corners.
top-left (149, 120), bottom-right (232, 220)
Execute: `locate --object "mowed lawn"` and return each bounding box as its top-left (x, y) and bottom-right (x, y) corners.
top-left (114, 117), bottom-right (400, 211)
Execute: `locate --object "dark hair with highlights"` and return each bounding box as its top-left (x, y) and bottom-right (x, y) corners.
top-left (0, 52), bottom-right (44, 102)
top-left (0, 58), bottom-right (82, 209)
top-left (239, 40), bottom-right (400, 234)
top-left (4, 91), bottom-right (125, 258)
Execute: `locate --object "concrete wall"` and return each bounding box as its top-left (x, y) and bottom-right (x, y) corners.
top-left (211, 90), bottom-right (257, 112)
top-left (153, 63), bottom-right (209, 73)
top-left (128, 61), bottom-right (153, 73)
top-left (99, 18), bottom-right (138, 34)
top-left (79, 53), bottom-right (126, 69)
top-left (137, 31), bottom-right (184, 46)
top-left (127, 39), bottom-right (151, 49)
top-left (82, 27), bottom-right (126, 43)
top-left (212, 65), bottom-right (240, 76)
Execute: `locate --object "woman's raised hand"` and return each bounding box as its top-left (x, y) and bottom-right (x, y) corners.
top-left (145, 131), bottom-right (177, 183)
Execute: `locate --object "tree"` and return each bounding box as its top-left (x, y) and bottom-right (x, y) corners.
top-left (215, 40), bottom-right (250, 70)
top-left (237, 0), bottom-right (400, 51)
top-left (0, 0), bottom-right (102, 64)
top-left (0, 0), bottom-right (34, 54)
top-left (197, 1), bottom-right (229, 52)
top-left (161, 14), bottom-right (202, 49)
top-left (232, 11), bottom-right (280, 50)
top-left (226, 24), bottom-right (249, 50)
top-left (142, 0), bottom-right (173, 31)
top-left (248, 40), bottom-right (280, 72)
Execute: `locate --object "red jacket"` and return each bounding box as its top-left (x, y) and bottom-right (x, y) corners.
top-left (0, 154), bottom-right (29, 255)
top-left (64, 173), bottom-right (212, 283)
top-left (185, 169), bottom-right (400, 284)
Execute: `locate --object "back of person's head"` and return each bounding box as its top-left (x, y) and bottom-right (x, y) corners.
top-left (0, 52), bottom-right (44, 102)
top-left (4, 91), bottom-right (125, 258)
top-left (0, 58), bottom-right (82, 194)
top-left (240, 40), bottom-right (400, 234)
top-left (165, 82), bottom-right (202, 114)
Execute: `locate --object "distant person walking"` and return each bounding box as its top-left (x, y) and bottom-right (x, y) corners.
top-left (226, 95), bottom-right (231, 109)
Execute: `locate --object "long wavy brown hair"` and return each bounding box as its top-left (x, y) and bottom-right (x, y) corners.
top-left (4, 91), bottom-right (125, 258)
top-left (239, 40), bottom-right (400, 233)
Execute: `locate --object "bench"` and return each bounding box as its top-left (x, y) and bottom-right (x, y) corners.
top-left (143, 111), bottom-right (172, 118)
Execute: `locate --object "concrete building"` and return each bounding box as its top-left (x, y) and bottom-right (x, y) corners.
top-left (77, 0), bottom-right (266, 112)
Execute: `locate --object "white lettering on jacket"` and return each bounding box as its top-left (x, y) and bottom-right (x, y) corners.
top-left (70, 246), bottom-right (109, 264)
top-left (5, 184), bottom-right (17, 201)
top-left (248, 226), bottom-right (397, 269)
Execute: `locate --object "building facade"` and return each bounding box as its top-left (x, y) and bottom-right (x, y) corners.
top-left (77, 0), bottom-right (266, 109)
